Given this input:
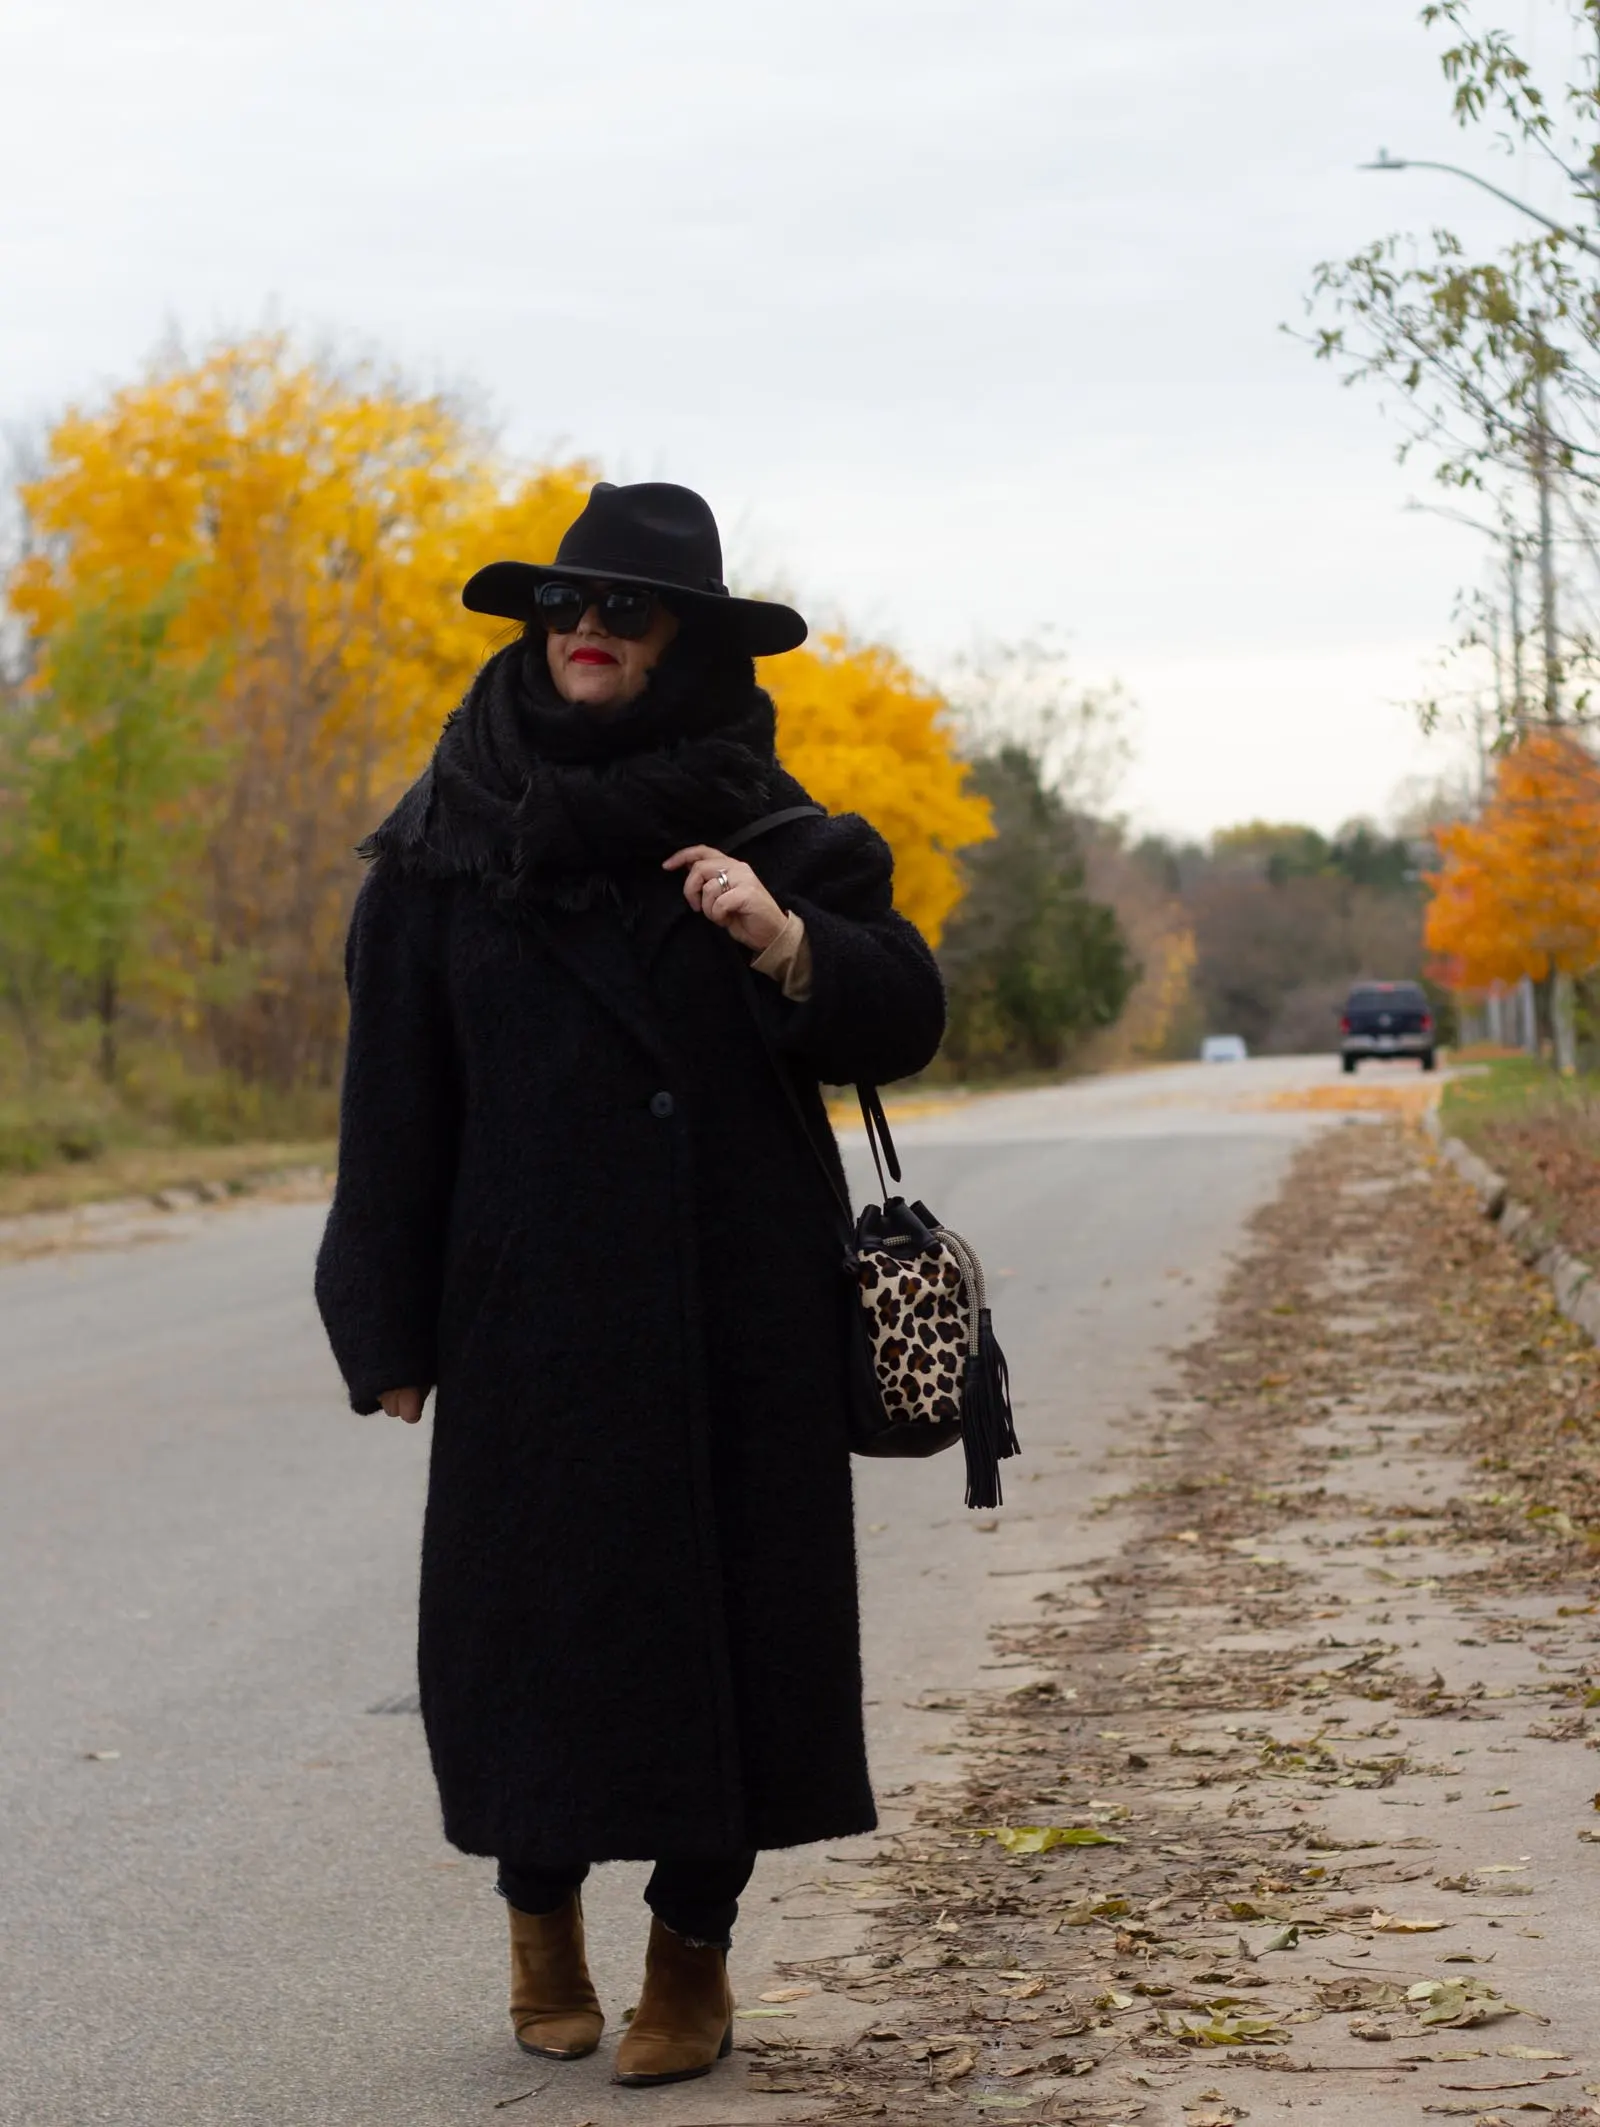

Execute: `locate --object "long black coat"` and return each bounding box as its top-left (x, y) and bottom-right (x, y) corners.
top-left (314, 777), bottom-right (946, 1861)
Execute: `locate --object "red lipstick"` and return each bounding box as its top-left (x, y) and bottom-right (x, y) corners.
top-left (570, 647), bottom-right (619, 665)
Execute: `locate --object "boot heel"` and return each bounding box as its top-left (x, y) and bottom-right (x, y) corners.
top-left (718, 2020), bottom-right (733, 2059)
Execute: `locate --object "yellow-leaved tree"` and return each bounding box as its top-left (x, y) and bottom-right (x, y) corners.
top-left (11, 334), bottom-right (592, 1084)
top-left (765, 636), bottom-right (989, 946)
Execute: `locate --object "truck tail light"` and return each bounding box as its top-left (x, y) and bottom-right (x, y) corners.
top-left (1340, 1015), bottom-right (1351, 1034)
top-left (1421, 1013), bottom-right (1434, 1034)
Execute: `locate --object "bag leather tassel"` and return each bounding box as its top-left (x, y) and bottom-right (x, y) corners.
top-left (961, 1305), bottom-right (1017, 1510)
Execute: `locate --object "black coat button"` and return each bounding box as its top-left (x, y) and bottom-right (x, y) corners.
top-left (649, 1091), bottom-right (675, 1119)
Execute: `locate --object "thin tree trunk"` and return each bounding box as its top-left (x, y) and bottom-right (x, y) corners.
top-left (96, 957), bottom-right (118, 1084)
top-left (2, 969), bottom-right (46, 1085)
top-left (1552, 969), bottom-right (1579, 1075)
top-left (1534, 973), bottom-right (1556, 1061)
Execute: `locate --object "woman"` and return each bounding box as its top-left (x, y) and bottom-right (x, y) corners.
top-left (314, 481), bottom-right (946, 2088)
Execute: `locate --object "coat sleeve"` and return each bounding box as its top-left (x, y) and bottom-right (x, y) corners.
top-left (759, 814), bottom-right (947, 1087)
top-left (314, 864), bottom-right (459, 1414)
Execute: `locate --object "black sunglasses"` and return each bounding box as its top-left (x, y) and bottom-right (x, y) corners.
top-left (534, 578), bottom-right (665, 641)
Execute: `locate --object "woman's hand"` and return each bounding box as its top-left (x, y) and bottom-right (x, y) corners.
top-left (380, 1386), bottom-right (427, 1424)
top-left (664, 845), bottom-right (788, 953)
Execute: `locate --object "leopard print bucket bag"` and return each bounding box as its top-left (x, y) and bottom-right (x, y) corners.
top-left (726, 807), bottom-right (1019, 1509)
top-left (844, 1087), bottom-right (1019, 1508)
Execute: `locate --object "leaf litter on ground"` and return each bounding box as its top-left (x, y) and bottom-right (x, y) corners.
top-left (737, 1120), bottom-right (1595, 2122)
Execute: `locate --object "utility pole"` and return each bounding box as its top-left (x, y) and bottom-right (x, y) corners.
top-left (1485, 603), bottom-right (1505, 784)
top-left (1531, 356), bottom-right (1563, 722)
top-left (1529, 357), bottom-right (1576, 1062)
top-left (1552, 0), bottom-right (1600, 1070)
top-left (1507, 535), bottom-right (1527, 725)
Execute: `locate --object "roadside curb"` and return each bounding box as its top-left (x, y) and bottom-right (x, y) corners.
top-left (1425, 1105), bottom-right (1600, 1347)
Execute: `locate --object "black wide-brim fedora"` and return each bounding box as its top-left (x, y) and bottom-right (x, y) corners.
top-left (461, 480), bottom-right (807, 658)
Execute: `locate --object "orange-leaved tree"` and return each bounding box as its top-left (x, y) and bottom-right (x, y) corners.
top-left (764, 635), bottom-right (990, 947)
top-left (10, 334), bottom-right (592, 1084)
top-left (1425, 728), bottom-right (1600, 990)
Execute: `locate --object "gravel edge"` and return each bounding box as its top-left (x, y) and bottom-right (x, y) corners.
top-left (0, 1162), bottom-right (333, 1260)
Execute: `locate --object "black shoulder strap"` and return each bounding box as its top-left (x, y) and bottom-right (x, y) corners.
top-left (749, 1052), bottom-right (902, 1231)
top-left (857, 1084), bottom-right (903, 1196)
top-left (726, 801), bottom-right (906, 1209)
top-left (723, 804), bottom-right (826, 853)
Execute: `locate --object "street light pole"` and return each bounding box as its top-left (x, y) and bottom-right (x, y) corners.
top-left (1361, 150), bottom-right (1600, 261)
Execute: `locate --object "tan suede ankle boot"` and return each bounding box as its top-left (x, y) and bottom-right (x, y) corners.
top-left (613, 1916), bottom-right (734, 2088)
top-left (507, 1893), bottom-right (604, 2060)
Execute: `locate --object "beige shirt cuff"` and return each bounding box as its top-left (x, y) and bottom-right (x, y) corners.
top-left (750, 911), bottom-right (813, 1003)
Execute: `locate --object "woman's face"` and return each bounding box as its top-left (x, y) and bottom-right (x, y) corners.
top-left (544, 584), bottom-right (680, 711)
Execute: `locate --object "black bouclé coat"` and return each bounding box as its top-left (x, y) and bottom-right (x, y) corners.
top-left (314, 778), bottom-right (946, 1861)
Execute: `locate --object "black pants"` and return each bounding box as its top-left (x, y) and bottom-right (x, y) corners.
top-left (496, 1852), bottom-right (757, 1950)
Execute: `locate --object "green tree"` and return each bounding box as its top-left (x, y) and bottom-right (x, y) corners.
top-left (938, 744), bottom-right (1136, 1074)
top-left (1211, 822), bottom-right (1333, 883)
top-left (1210, 819), bottom-right (1421, 892)
top-left (0, 577), bottom-right (226, 1081)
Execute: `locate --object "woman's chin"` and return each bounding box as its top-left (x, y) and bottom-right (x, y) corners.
top-left (561, 671), bottom-right (633, 712)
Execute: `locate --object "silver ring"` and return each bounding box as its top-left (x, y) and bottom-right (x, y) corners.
top-left (715, 870), bottom-right (730, 892)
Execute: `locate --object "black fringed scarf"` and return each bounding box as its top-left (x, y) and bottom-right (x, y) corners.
top-left (361, 633), bottom-right (779, 915)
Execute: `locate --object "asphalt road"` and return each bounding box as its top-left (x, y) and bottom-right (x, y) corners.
top-left (0, 1056), bottom-right (1349, 2127)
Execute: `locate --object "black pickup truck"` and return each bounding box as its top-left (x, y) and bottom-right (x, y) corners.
top-left (1340, 981), bottom-right (1436, 1073)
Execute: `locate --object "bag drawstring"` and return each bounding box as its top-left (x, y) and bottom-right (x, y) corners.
top-left (934, 1226), bottom-right (1020, 1510)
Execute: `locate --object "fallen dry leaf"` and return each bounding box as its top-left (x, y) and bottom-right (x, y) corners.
top-left (1409, 1979), bottom-right (1524, 2029)
top-left (1167, 2009), bottom-right (1290, 2047)
top-left (1061, 1893), bottom-right (1130, 1924)
top-left (978, 1824), bottom-right (1124, 1853)
top-left (934, 2045), bottom-right (977, 2081)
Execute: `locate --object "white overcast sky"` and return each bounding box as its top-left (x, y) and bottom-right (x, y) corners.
top-left (4, 0), bottom-right (1591, 837)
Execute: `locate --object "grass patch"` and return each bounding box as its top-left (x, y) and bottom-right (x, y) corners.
top-left (1442, 1055), bottom-right (1600, 1259)
top-left (0, 1139), bottom-right (334, 1222)
top-left (0, 1024), bottom-right (339, 1219)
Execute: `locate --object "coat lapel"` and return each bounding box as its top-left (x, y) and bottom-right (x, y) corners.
top-left (630, 869), bottom-right (700, 973)
top-left (527, 902), bottom-right (676, 1072)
